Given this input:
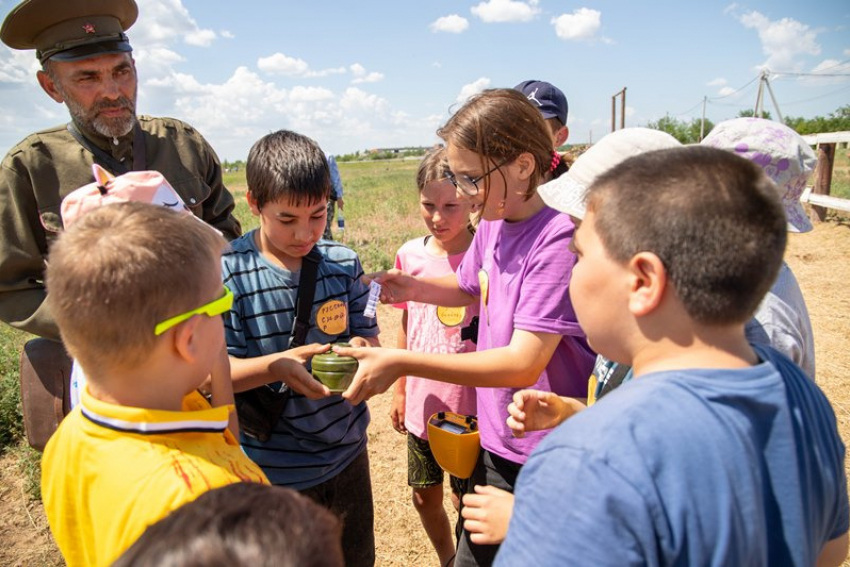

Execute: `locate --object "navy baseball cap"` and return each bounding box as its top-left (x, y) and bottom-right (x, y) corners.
top-left (515, 80), bottom-right (568, 126)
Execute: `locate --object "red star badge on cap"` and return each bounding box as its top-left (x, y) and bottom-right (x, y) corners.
top-left (83, 23), bottom-right (96, 34)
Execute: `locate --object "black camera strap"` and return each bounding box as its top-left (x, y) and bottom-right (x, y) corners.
top-left (67, 121), bottom-right (147, 174)
top-left (289, 246), bottom-right (322, 349)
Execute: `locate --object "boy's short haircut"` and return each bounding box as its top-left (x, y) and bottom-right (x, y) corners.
top-left (587, 146), bottom-right (787, 325)
top-left (45, 201), bottom-right (227, 373)
top-left (416, 145), bottom-right (449, 191)
top-left (113, 482), bottom-right (343, 567)
top-left (246, 130), bottom-right (331, 209)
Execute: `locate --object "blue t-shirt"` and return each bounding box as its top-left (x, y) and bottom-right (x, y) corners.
top-left (497, 345), bottom-right (848, 566)
top-left (222, 232), bottom-right (378, 489)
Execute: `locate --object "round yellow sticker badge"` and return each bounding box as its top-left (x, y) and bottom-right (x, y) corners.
top-left (478, 269), bottom-right (489, 307)
top-left (436, 306), bottom-right (466, 327)
top-left (316, 300), bottom-right (347, 335)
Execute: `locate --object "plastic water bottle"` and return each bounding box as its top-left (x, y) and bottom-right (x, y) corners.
top-left (336, 208), bottom-right (345, 238)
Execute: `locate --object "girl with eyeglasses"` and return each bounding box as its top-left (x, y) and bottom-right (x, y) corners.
top-left (337, 89), bottom-right (594, 567)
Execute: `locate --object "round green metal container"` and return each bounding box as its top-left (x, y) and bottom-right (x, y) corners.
top-left (312, 343), bottom-right (359, 393)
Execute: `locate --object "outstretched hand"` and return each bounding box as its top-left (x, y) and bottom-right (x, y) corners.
top-left (461, 485), bottom-right (515, 545)
top-left (363, 269), bottom-right (417, 305)
top-left (336, 344), bottom-right (402, 405)
top-left (506, 389), bottom-right (574, 437)
top-left (271, 343), bottom-right (332, 400)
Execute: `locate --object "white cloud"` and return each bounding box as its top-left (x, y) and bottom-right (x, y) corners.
top-left (220, 30), bottom-right (235, 39)
top-left (352, 72), bottom-right (384, 84)
top-left (350, 63), bottom-right (384, 84)
top-left (431, 14), bottom-right (470, 33)
top-left (0, 47), bottom-right (39, 84)
top-left (719, 86), bottom-right (737, 96)
top-left (801, 59), bottom-right (850, 85)
top-left (305, 67), bottom-right (347, 78)
top-left (844, 48), bottom-right (850, 57)
top-left (625, 106), bottom-right (635, 118)
top-left (471, 0), bottom-right (540, 23)
top-left (432, 62), bottom-right (443, 68)
top-left (185, 29), bottom-right (216, 47)
top-left (456, 78), bottom-right (491, 104)
top-left (289, 86), bottom-right (335, 102)
top-left (707, 77), bottom-right (727, 87)
top-left (258, 53), bottom-right (309, 76)
top-left (132, 0), bottom-right (217, 48)
top-left (133, 47), bottom-right (185, 76)
top-left (738, 10), bottom-right (820, 71)
top-left (551, 8), bottom-right (602, 42)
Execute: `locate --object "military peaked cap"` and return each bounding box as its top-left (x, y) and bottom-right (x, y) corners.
top-left (0, 0), bottom-right (137, 64)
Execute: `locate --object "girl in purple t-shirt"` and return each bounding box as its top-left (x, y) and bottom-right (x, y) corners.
top-left (338, 89), bottom-right (595, 566)
top-left (390, 146), bottom-right (478, 567)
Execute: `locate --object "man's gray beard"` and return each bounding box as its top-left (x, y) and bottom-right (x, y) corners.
top-left (63, 91), bottom-right (137, 139)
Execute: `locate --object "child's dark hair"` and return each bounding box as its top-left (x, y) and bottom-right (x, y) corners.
top-left (416, 145), bottom-right (450, 191)
top-left (586, 146), bottom-right (787, 325)
top-left (437, 89), bottom-right (553, 203)
top-left (112, 482), bottom-right (343, 567)
top-left (246, 130), bottom-right (331, 209)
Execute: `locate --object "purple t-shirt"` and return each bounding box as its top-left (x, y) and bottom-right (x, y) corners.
top-left (457, 205), bottom-right (594, 464)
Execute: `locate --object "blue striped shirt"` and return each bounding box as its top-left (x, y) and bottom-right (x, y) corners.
top-left (222, 231), bottom-right (378, 489)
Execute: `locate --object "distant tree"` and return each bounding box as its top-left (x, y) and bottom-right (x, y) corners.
top-left (738, 109), bottom-right (773, 120)
top-left (646, 115), bottom-right (714, 144)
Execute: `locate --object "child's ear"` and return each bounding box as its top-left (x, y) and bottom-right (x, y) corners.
top-left (513, 152), bottom-right (535, 181)
top-left (627, 252), bottom-right (666, 317)
top-left (246, 191), bottom-right (261, 216)
top-left (172, 318), bottom-right (203, 364)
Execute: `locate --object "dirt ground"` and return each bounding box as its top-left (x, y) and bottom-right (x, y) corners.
top-left (1, 218), bottom-right (849, 567)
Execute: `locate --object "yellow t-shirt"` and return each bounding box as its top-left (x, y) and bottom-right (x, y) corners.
top-left (41, 389), bottom-right (268, 567)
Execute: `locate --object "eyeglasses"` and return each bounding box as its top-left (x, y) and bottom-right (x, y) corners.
top-left (154, 286), bottom-right (233, 336)
top-left (447, 159), bottom-right (510, 197)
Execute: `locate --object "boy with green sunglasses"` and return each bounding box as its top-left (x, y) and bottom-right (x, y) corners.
top-left (40, 202), bottom-right (268, 567)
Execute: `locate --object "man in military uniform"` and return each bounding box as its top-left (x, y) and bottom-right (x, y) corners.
top-left (0, 0), bottom-right (241, 340)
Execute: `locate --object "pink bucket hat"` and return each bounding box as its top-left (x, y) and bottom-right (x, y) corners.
top-left (61, 164), bottom-right (195, 228)
top-left (701, 117), bottom-right (816, 233)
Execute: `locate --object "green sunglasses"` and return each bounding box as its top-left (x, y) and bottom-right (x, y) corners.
top-left (154, 286), bottom-right (234, 336)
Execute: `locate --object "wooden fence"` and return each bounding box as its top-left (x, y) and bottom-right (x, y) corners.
top-left (801, 131), bottom-right (850, 221)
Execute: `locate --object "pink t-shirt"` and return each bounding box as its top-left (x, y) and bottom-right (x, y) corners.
top-left (394, 236), bottom-right (478, 439)
top-left (456, 206), bottom-right (595, 464)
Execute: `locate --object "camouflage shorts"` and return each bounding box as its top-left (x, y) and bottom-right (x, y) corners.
top-left (407, 432), bottom-right (467, 496)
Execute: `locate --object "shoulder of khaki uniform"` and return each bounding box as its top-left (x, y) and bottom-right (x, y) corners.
top-left (4, 124), bottom-right (71, 156)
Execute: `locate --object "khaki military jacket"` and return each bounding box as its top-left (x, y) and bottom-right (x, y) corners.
top-left (0, 116), bottom-right (241, 339)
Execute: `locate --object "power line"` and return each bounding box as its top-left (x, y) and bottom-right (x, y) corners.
top-left (708, 74), bottom-right (760, 101)
top-left (780, 83), bottom-right (850, 107)
top-left (772, 59), bottom-right (850, 77)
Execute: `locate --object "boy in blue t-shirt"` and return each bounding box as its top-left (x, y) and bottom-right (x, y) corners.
top-left (223, 130), bottom-right (379, 567)
top-left (497, 146), bottom-right (849, 566)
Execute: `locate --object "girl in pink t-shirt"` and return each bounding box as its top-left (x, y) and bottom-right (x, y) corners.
top-left (390, 146), bottom-right (478, 567)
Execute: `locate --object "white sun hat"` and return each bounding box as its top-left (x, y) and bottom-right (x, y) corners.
top-left (538, 127), bottom-right (681, 220)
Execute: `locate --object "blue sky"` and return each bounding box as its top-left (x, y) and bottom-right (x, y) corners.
top-left (1, 0), bottom-right (848, 161)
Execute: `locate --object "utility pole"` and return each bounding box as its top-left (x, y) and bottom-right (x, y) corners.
top-left (611, 87), bottom-right (627, 132)
top-left (754, 70), bottom-right (785, 122)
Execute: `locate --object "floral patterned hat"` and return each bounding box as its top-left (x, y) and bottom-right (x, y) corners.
top-left (701, 117), bottom-right (817, 233)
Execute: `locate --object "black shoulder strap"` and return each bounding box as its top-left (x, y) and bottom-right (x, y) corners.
top-left (288, 246), bottom-right (322, 349)
top-left (66, 122), bottom-right (146, 174)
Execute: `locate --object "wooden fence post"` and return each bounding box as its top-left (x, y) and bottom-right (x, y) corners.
top-left (809, 143), bottom-right (835, 224)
